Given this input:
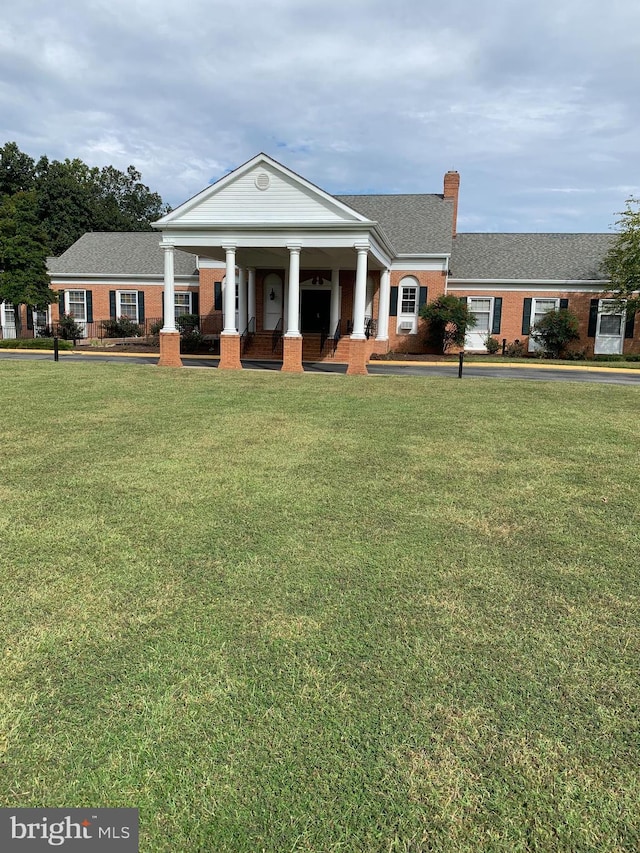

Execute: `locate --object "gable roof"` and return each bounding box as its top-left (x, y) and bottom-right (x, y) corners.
top-left (450, 233), bottom-right (614, 280)
top-left (47, 232), bottom-right (198, 277)
top-left (335, 194), bottom-right (454, 255)
top-left (154, 152), bottom-right (372, 228)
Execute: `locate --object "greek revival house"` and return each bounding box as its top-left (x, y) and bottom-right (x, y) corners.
top-left (36, 152), bottom-right (635, 371)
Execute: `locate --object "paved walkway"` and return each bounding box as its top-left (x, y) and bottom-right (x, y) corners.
top-left (1, 349), bottom-right (640, 384)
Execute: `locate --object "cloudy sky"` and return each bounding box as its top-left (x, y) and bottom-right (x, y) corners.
top-left (1, 0), bottom-right (638, 232)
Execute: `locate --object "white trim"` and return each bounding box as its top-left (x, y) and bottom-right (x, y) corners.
top-left (449, 280), bottom-right (610, 293)
top-left (116, 290), bottom-right (139, 323)
top-left (528, 297), bottom-right (561, 353)
top-left (465, 296), bottom-right (495, 352)
top-left (50, 275), bottom-right (198, 287)
top-left (391, 258), bottom-right (448, 271)
top-left (396, 275), bottom-right (420, 335)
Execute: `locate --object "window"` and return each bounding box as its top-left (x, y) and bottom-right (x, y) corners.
top-left (175, 292), bottom-right (192, 318)
top-left (468, 297), bottom-right (491, 332)
top-left (401, 286), bottom-right (417, 314)
top-left (397, 276), bottom-right (420, 333)
top-left (117, 291), bottom-right (138, 321)
top-left (532, 298), bottom-right (559, 329)
top-left (67, 290), bottom-right (87, 321)
top-left (598, 300), bottom-right (623, 336)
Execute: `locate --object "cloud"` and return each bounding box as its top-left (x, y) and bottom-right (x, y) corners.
top-left (0, 0), bottom-right (638, 231)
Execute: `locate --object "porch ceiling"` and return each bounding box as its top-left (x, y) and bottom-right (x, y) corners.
top-left (188, 245), bottom-right (385, 271)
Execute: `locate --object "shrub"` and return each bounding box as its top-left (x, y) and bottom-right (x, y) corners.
top-left (101, 317), bottom-right (141, 338)
top-left (57, 314), bottom-right (85, 340)
top-left (180, 330), bottom-right (205, 353)
top-left (531, 309), bottom-right (580, 358)
top-left (176, 314), bottom-right (200, 335)
top-left (420, 295), bottom-right (476, 353)
top-left (564, 348), bottom-right (589, 361)
top-left (505, 339), bottom-right (526, 357)
top-left (484, 335), bottom-right (501, 354)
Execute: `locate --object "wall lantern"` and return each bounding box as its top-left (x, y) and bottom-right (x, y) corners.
top-left (269, 288), bottom-right (275, 301)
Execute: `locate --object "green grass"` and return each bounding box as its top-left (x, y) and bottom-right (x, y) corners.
top-left (1, 362), bottom-right (639, 852)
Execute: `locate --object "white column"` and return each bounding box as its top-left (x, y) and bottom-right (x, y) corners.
top-left (247, 268), bottom-right (256, 329)
top-left (238, 267), bottom-right (247, 334)
top-left (283, 266), bottom-right (289, 333)
top-left (351, 244), bottom-right (369, 339)
top-left (286, 246), bottom-right (301, 337)
top-left (161, 244), bottom-right (176, 332)
top-left (222, 246), bottom-right (237, 334)
top-left (376, 268), bottom-right (391, 341)
top-left (330, 268), bottom-right (340, 333)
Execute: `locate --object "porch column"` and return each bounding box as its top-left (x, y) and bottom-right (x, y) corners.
top-left (351, 244), bottom-right (369, 340)
top-left (282, 245), bottom-right (303, 372)
top-left (158, 243), bottom-right (182, 367)
top-left (247, 268), bottom-right (256, 329)
top-left (376, 268), bottom-right (391, 341)
top-left (330, 268), bottom-right (340, 333)
top-left (238, 267), bottom-right (247, 334)
top-left (220, 245), bottom-right (241, 369)
top-left (283, 267), bottom-right (289, 332)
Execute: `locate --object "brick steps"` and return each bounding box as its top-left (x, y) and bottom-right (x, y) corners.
top-left (242, 332), bottom-right (351, 363)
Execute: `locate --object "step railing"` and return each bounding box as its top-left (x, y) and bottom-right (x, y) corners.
top-left (272, 317), bottom-right (283, 353)
top-left (241, 316), bottom-right (256, 353)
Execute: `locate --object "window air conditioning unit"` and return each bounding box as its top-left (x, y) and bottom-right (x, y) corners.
top-left (399, 321), bottom-right (413, 331)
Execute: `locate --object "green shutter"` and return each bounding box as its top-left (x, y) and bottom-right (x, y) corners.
top-left (214, 282), bottom-right (222, 311)
top-left (389, 286), bottom-right (398, 317)
top-left (491, 298), bottom-right (502, 334)
top-left (26, 307), bottom-right (33, 330)
top-left (137, 291), bottom-right (145, 323)
top-left (191, 292), bottom-right (199, 315)
top-left (522, 298), bottom-right (532, 335)
top-left (559, 298), bottom-right (569, 310)
top-left (625, 309), bottom-right (635, 339)
top-left (587, 299), bottom-right (599, 337)
top-left (418, 286), bottom-right (428, 309)
top-left (459, 296), bottom-right (467, 305)
top-left (109, 291), bottom-right (117, 319)
top-left (58, 291), bottom-right (65, 314)
top-left (86, 291), bottom-right (93, 323)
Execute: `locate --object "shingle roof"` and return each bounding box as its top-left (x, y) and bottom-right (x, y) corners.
top-left (450, 233), bottom-right (614, 280)
top-left (335, 194), bottom-right (454, 255)
top-left (47, 232), bottom-right (198, 277)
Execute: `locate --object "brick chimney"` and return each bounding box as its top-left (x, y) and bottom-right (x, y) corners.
top-left (443, 170), bottom-right (460, 237)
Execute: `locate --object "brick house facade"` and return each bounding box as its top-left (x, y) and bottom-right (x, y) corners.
top-left (18, 152), bottom-right (633, 369)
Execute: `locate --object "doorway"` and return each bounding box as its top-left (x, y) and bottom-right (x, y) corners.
top-left (301, 290), bottom-right (330, 333)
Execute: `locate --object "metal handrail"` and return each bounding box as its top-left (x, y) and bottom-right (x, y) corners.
top-left (331, 319), bottom-right (341, 354)
top-left (272, 317), bottom-right (283, 352)
top-left (241, 316), bottom-right (255, 353)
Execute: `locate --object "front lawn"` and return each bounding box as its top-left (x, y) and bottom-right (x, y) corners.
top-left (0, 362), bottom-right (638, 851)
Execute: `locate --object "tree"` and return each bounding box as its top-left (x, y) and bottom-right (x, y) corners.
top-left (0, 190), bottom-right (53, 308)
top-left (0, 142), bottom-right (35, 197)
top-left (603, 197), bottom-right (640, 317)
top-left (420, 295), bottom-right (476, 353)
top-left (531, 308), bottom-right (580, 358)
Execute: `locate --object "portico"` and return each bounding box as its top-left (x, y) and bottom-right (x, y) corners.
top-left (152, 153), bottom-right (394, 373)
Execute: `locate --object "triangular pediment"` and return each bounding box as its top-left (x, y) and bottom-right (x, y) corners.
top-left (155, 154), bottom-right (371, 227)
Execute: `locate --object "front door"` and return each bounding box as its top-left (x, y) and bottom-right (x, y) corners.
top-left (594, 299), bottom-right (625, 355)
top-left (301, 290), bottom-right (330, 333)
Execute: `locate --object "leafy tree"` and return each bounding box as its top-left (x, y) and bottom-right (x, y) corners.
top-left (420, 295), bottom-right (476, 353)
top-left (603, 197), bottom-right (640, 317)
top-left (531, 308), bottom-right (580, 358)
top-left (0, 190), bottom-right (53, 307)
top-left (0, 142), bottom-right (35, 197)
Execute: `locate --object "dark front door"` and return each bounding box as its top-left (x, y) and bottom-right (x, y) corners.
top-left (301, 290), bottom-right (330, 333)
